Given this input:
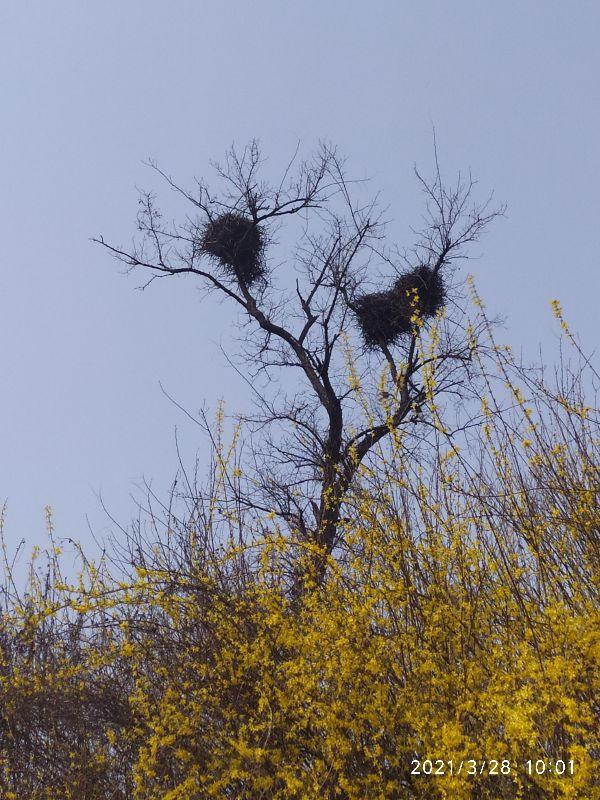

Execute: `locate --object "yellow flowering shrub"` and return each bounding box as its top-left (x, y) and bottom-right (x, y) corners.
top-left (0, 311), bottom-right (598, 799)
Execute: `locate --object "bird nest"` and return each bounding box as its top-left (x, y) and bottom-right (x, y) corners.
top-left (354, 290), bottom-right (413, 348)
top-left (354, 266), bottom-right (446, 348)
top-left (200, 212), bottom-right (265, 285)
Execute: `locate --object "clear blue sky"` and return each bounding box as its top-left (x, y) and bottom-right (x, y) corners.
top-left (1, 1), bottom-right (598, 561)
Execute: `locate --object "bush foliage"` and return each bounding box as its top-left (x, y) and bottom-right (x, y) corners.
top-left (0, 301), bottom-right (598, 799)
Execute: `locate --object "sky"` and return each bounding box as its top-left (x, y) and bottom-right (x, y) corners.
top-left (1, 1), bottom-right (598, 566)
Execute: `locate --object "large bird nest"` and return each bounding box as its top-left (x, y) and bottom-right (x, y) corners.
top-left (354, 265), bottom-right (446, 348)
top-left (200, 212), bottom-right (265, 285)
top-left (354, 290), bottom-right (413, 348)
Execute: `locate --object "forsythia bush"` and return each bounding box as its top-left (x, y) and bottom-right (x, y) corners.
top-left (0, 311), bottom-right (598, 799)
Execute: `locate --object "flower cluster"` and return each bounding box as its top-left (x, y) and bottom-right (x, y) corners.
top-left (0, 305), bottom-right (598, 799)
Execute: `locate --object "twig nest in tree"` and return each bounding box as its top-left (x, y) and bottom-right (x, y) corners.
top-left (200, 212), bottom-right (265, 285)
top-left (354, 290), bottom-right (413, 348)
top-left (354, 266), bottom-right (445, 348)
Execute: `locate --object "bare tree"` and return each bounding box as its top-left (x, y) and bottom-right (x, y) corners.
top-left (94, 140), bottom-right (500, 582)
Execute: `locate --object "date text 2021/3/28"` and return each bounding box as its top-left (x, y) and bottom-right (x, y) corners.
top-left (410, 759), bottom-right (575, 777)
